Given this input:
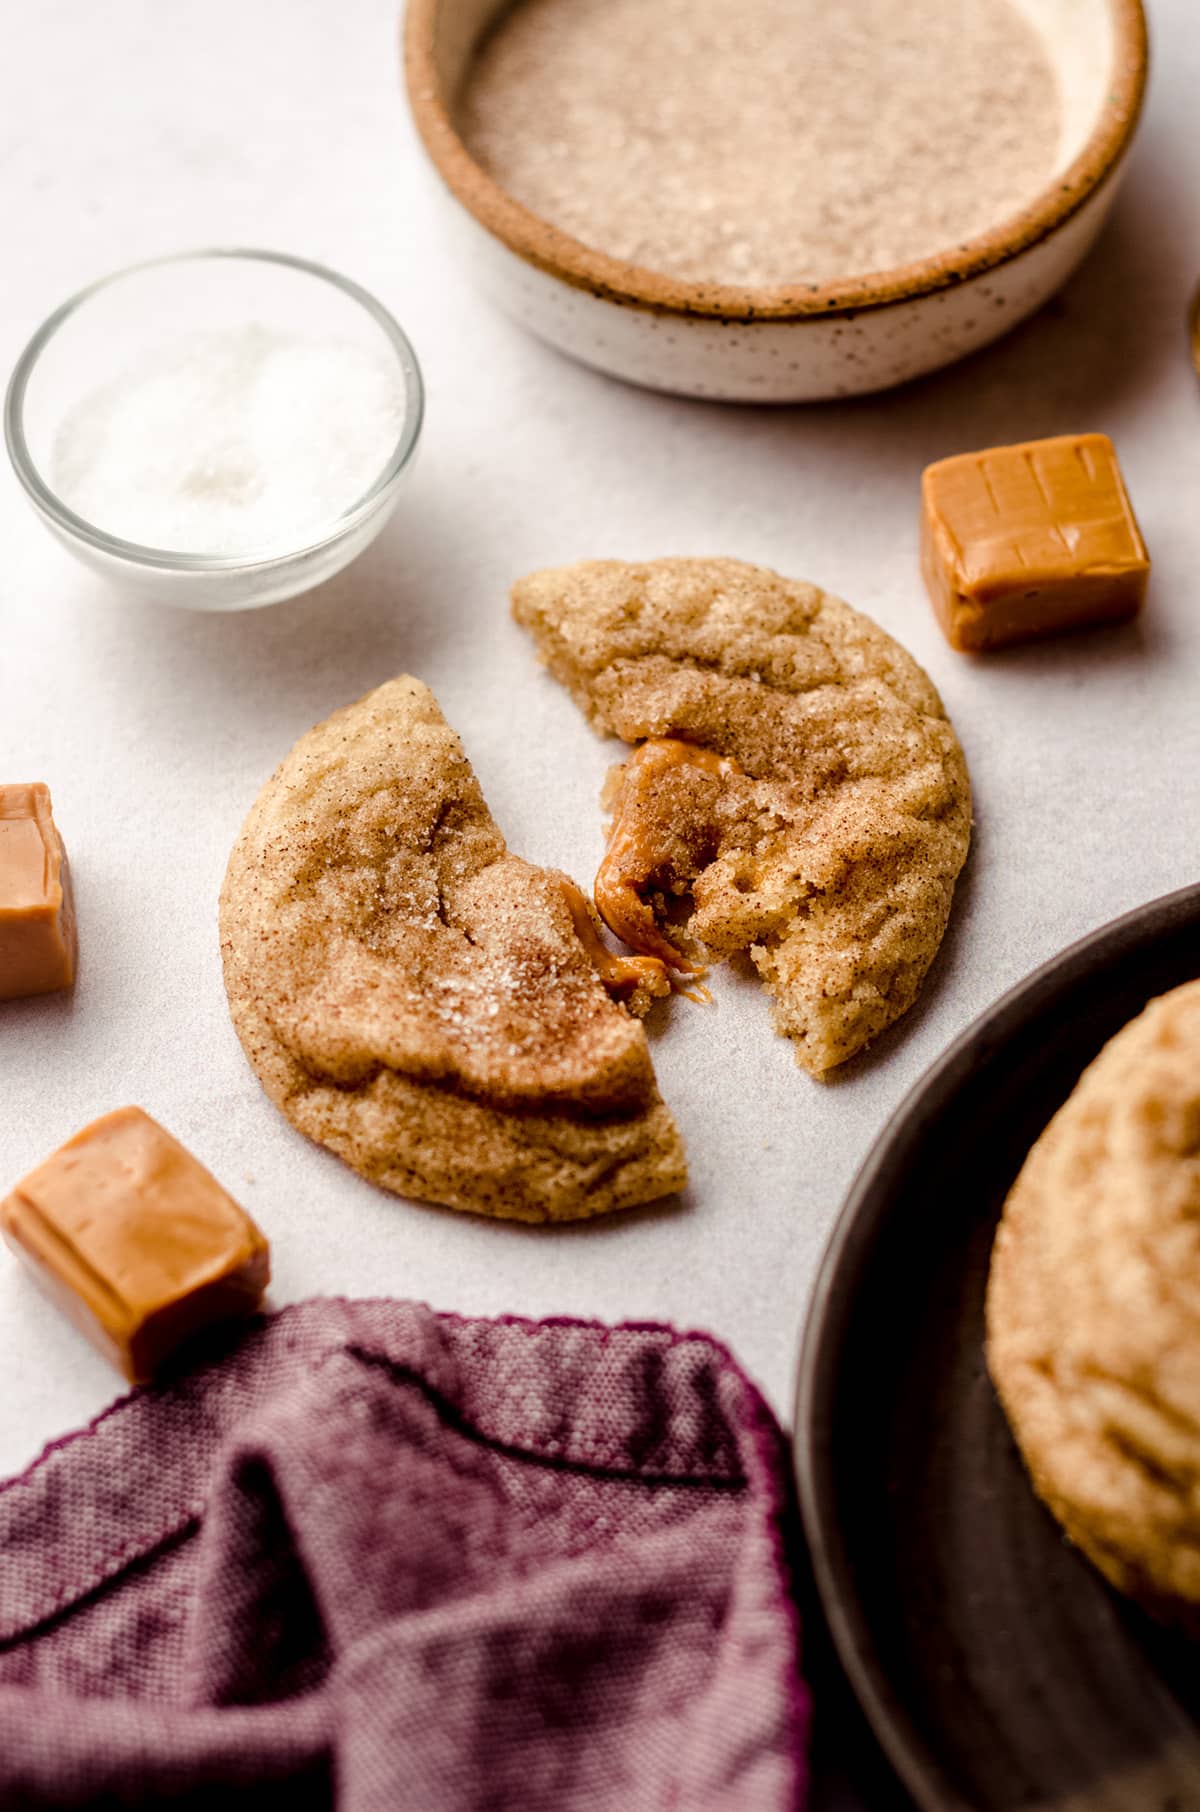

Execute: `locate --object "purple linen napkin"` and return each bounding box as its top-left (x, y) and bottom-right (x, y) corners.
top-left (0, 1299), bottom-right (808, 1810)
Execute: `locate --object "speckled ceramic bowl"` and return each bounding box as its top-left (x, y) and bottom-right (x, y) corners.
top-left (404, 0), bottom-right (1146, 403)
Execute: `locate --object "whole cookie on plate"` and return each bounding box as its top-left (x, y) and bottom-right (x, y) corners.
top-left (219, 676), bottom-right (686, 1222)
top-left (987, 979), bottom-right (1200, 1623)
top-left (512, 557), bottom-right (971, 1074)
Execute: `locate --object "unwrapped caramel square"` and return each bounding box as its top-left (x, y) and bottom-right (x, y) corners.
top-left (0, 783), bottom-right (76, 1000)
top-left (0, 1107), bottom-right (269, 1382)
top-left (921, 434), bottom-right (1150, 653)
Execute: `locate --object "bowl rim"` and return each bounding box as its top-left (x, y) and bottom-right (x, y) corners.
top-left (3, 247), bottom-right (426, 573)
top-left (404, 0), bottom-right (1148, 323)
top-left (791, 879), bottom-right (1200, 1810)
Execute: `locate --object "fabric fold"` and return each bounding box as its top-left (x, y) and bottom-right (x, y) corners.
top-left (0, 1298), bottom-right (807, 1810)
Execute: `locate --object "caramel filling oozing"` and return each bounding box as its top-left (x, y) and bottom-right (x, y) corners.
top-left (559, 877), bottom-right (670, 1005)
top-left (594, 738), bottom-right (741, 974)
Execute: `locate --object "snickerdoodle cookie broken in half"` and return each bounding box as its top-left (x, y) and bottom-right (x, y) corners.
top-left (987, 980), bottom-right (1200, 1625)
top-left (513, 557), bottom-right (971, 1075)
top-left (219, 677), bottom-right (685, 1222)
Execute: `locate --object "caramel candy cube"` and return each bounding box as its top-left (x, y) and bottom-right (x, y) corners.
top-left (0, 1107), bottom-right (269, 1383)
top-left (921, 434), bottom-right (1150, 653)
top-left (0, 784), bottom-right (76, 1000)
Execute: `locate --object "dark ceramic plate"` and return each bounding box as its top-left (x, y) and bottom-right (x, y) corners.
top-left (795, 883), bottom-right (1200, 1812)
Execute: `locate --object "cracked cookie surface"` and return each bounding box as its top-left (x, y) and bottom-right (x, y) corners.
top-left (512, 557), bottom-right (971, 1074)
top-left (219, 676), bottom-right (686, 1222)
top-left (987, 979), bottom-right (1200, 1623)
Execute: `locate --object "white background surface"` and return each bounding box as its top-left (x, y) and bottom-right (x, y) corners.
top-left (1, 0), bottom-right (1197, 1512)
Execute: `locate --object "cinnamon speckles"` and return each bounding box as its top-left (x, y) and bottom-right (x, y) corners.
top-left (987, 981), bottom-right (1200, 1624)
top-left (459, 0), bottom-right (1061, 287)
top-left (219, 677), bottom-right (686, 1222)
top-left (513, 557), bottom-right (972, 1074)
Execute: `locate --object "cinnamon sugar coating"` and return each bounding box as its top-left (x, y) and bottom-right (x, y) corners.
top-left (219, 677), bottom-right (685, 1221)
top-left (513, 557), bottom-right (971, 1074)
top-left (459, 0), bottom-right (1059, 288)
top-left (987, 982), bottom-right (1200, 1625)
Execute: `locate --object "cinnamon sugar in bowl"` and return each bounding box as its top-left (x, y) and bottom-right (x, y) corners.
top-left (404, 0), bottom-right (1146, 402)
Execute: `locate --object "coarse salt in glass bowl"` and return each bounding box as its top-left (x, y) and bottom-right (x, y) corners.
top-left (4, 249), bottom-right (424, 611)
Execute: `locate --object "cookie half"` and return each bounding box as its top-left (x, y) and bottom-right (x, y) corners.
top-left (987, 979), bottom-right (1200, 1624)
top-left (219, 677), bottom-right (686, 1222)
top-left (513, 557), bottom-right (971, 1074)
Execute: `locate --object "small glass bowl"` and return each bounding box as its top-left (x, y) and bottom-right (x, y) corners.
top-left (4, 249), bottom-right (424, 611)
